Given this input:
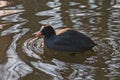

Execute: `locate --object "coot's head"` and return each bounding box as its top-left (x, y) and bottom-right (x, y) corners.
top-left (36, 25), bottom-right (56, 38)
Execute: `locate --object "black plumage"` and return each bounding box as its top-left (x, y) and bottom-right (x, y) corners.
top-left (37, 25), bottom-right (96, 52)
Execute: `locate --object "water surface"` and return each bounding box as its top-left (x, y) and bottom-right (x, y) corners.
top-left (0, 0), bottom-right (120, 80)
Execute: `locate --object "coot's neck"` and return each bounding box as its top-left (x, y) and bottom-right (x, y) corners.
top-left (44, 31), bottom-right (56, 39)
top-left (44, 33), bottom-right (56, 45)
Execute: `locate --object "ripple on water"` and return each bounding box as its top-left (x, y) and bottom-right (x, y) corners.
top-left (31, 61), bottom-right (64, 80)
top-left (39, 16), bottom-right (63, 28)
top-left (1, 22), bottom-right (27, 36)
top-left (68, 64), bottom-right (96, 80)
top-left (36, 9), bottom-right (61, 17)
top-left (22, 35), bottom-right (98, 80)
top-left (1, 13), bottom-right (26, 22)
top-left (1, 0), bottom-right (119, 80)
top-left (23, 38), bottom-right (68, 79)
top-left (47, 0), bottom-right (61, 8)
top-left (0, 27), bottom-right (32, 80)
top-left (22, 38), bottom-right (44, 59)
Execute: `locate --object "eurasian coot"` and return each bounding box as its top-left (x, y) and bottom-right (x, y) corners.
top-left (36, 25), bottom-right (96, 52)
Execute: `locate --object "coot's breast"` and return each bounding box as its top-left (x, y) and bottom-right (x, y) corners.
top-left (45, 30), bottom-right (96, 52)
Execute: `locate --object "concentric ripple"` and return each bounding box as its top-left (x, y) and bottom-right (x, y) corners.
top-left (22, 38), bottom-right (44, 59)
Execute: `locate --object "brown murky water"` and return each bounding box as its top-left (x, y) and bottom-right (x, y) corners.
top-left (0, 0), bottom-right (120, 80)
